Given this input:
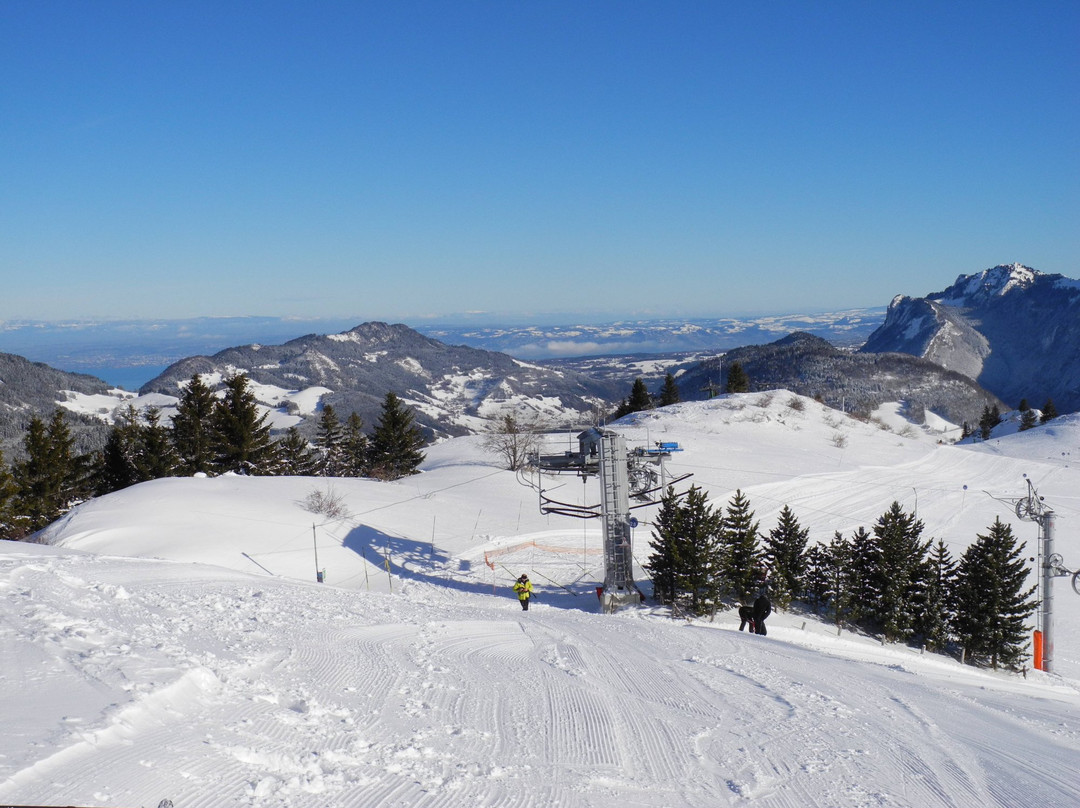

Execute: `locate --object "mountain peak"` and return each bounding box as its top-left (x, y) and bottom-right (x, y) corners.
top-left (931, 263), bottom-right (1041, 306)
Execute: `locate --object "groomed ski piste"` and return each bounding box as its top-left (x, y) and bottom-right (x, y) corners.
top-left (4, 391), bottom-right (1080, 807)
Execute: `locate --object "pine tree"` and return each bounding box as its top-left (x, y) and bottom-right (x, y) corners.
top-left (136, 406), bottom-right (178, 480)
top-left (805, 532), bottom-right (855, 626)
top-left (1018, 408), bottom-right (1038, 432)
top-left (0, 449), bottom-right (18, 540)
top-left (1040, 398), bottom-right (1058, 424)
top-left (763, 505), bottom-right (809, 609)
top-left (846, 525), bottom-right (876, 625)
top-left (725, 361), bottom-right (750, 394)
top-left (12, 411), bottom-right (89, 536)
top-left (658, 373), bottom-right (681, 407)
top-left (211, 374), bottom-right (277, 475)
top-left (866, 502), bottom-right (930, 642)
top-left (978, 405), bottom-right (1001, 440)
top-left (368, 392), bottom-right (426, 480)
top-left (341, 412), bottom-right (369, 476)
top-left (720, 489), bottom-right (760, 601)
top-left (96, 405), bottom-right (143, 494)
top-left (953, 518), bottom-right (1037, 669)
top-left (645, 486), bottom-right (683, 606)
top-left (645, 485), bottom-right (725, 615)
top-left (914, 539), bottom-right (957, 651)
top-left (171, 374), bottom-right (218, 475)
top-left (277, 427), bottom-right (319, 476)
top-left (613, 378), bottom-right (653, 419)
top-left (802, 543), bottom-right (830, 610)
top-left (316, 403), bottom-right (346, 476)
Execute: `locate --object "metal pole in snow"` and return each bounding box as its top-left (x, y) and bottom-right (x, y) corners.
top-left (1042, 512), bottom-right (1055, 672)
top-left (312, 524), bottom-right (322, 583)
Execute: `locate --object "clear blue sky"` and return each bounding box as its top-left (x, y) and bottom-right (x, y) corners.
top-left (2, 1), bottom-right (1077, 323)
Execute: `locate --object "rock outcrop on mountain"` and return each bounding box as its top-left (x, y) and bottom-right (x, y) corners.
top-left (676, 332), bottom-right (1004, 427)
top-left (141, 322), bottom-right (623, 438)
top-left (861, 264), bottom-right (1080, 411)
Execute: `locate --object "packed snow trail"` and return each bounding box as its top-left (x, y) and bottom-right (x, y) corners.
top-left (2, 547), bottom-right (1079, 807)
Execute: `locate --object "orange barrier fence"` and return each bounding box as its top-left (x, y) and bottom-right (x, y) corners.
top-left (484, 541), bottom-right (602, 570)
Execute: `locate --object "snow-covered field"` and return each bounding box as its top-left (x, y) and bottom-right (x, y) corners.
top-left (5, 392), bottom-right (1080, 807)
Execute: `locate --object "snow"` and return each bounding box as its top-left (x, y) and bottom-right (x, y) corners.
top-left (5, 391), bottom-right (1080, 807)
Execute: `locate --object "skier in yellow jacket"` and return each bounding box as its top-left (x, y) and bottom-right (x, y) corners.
top-left (513, 574), bottom-right (533, 611)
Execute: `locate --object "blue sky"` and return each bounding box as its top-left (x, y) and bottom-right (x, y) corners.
top-left (2, 1), bottom-right (1077, 324)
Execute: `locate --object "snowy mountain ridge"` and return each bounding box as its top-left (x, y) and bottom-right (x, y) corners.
top-left (931, 262), bottom-right (1040, 306)
top-left (862, 263), bottom-right (1080, 412)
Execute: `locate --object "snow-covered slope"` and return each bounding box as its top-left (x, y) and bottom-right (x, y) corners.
top-left (6, 392), bottom-right (1080, 806)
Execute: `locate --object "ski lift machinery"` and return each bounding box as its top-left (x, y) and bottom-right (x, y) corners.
top-left (527, 428), bottom-right (691, 613)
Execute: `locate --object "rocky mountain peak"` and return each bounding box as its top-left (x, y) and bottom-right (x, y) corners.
top-left (930, 263), bottom-right (1041, 307)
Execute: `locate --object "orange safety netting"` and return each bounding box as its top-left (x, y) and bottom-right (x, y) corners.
top-left (484, 541), bottom-right (603, 570)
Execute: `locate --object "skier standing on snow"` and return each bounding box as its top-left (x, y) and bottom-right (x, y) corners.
top-left (738, 603), bottom-right (756, 632)
top-left (753, 592), bottom-right (772, 636)
top-left (513, 574), bottom-right (533, 611)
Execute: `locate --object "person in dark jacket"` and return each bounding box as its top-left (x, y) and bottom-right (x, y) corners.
top-left (738, 604), bottom-right (756, 632)
top-left (753, 593), bottom-right (772, 636)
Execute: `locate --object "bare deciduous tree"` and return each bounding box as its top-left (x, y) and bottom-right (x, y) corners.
top-left (481, 411), bottom-right (548, 471)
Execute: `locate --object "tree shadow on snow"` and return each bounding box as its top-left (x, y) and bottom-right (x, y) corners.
top-left (340, 523), bottom-right (605, 613)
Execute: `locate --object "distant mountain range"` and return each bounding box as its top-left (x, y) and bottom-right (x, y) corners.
top-left (0, 309), bottom-right (887, 385)
top-left (1, 263), bottom-right (1076, 458)
top-left (139, 322), bottom-right (624, 440)
top-left (862, 264), bottom-right (1080, 412)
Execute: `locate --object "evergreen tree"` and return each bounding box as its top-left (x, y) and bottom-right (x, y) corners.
top-left (341, 412), bottom-right (369, 476)
top-left (645, 485), bottom-right (725, 616)
top-left (805, 532), bottom-right (855, 626)
top-left (613, 378), bottom-right (653, 419)
top-left (171, 374), bottom-right (218, 475)
top-left (914, 539), bottom-right (957, 652)
top-left (866, 502), bottom-right (930, 642)
top-left (97, 406), bottom-right (177, 493)
top-left (316, 403), bottom-right (346, 476)
top-left (1019, 407), bottom-right (1038, 432)
top-left (136, 406), bottom-right (178, 480)
top-left (720, 489), bottom-right (760, 601)
top-left (845, 525), bottom-right (877, 625)
top-left (658, 373), bottom-right (681, 407)
top-left (368, 392), bottom-right (426, 480)
top-left (645, 486), bottom-right (683, 606)
top-left (763, 505), bottom-right (809, 609)
top-left (1040, 398), bottom-right (1058, 424)
top-left (0, 449), bottom-right (18, 540)
top-left (211, 374), bottom-right (277, 475)
top-left (802, 542), bottom-right (830, 610)
top-left (978, 404), bottom-right (1002, 440)
top-left (277, 427), bottom-right (319, 476)
top-left (953, 518), bottom-right (1037, 669)
top-left (12, 411), bottom-right (89, 536)
top-left (725, 361), bottom-right (750, 394)
top-left (95, 405), bottom-right (143, 494)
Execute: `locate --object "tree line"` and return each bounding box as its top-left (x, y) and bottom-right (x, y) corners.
top-left (0, 373), bottom-right (427, 540)
top-left (964, 398), bottom-right (1059, 441)
top-left (645, 487), bottom-right (1037, 670)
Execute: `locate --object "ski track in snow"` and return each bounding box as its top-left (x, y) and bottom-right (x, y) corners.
top-left (4, 548), bottom-right (1080, 807)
